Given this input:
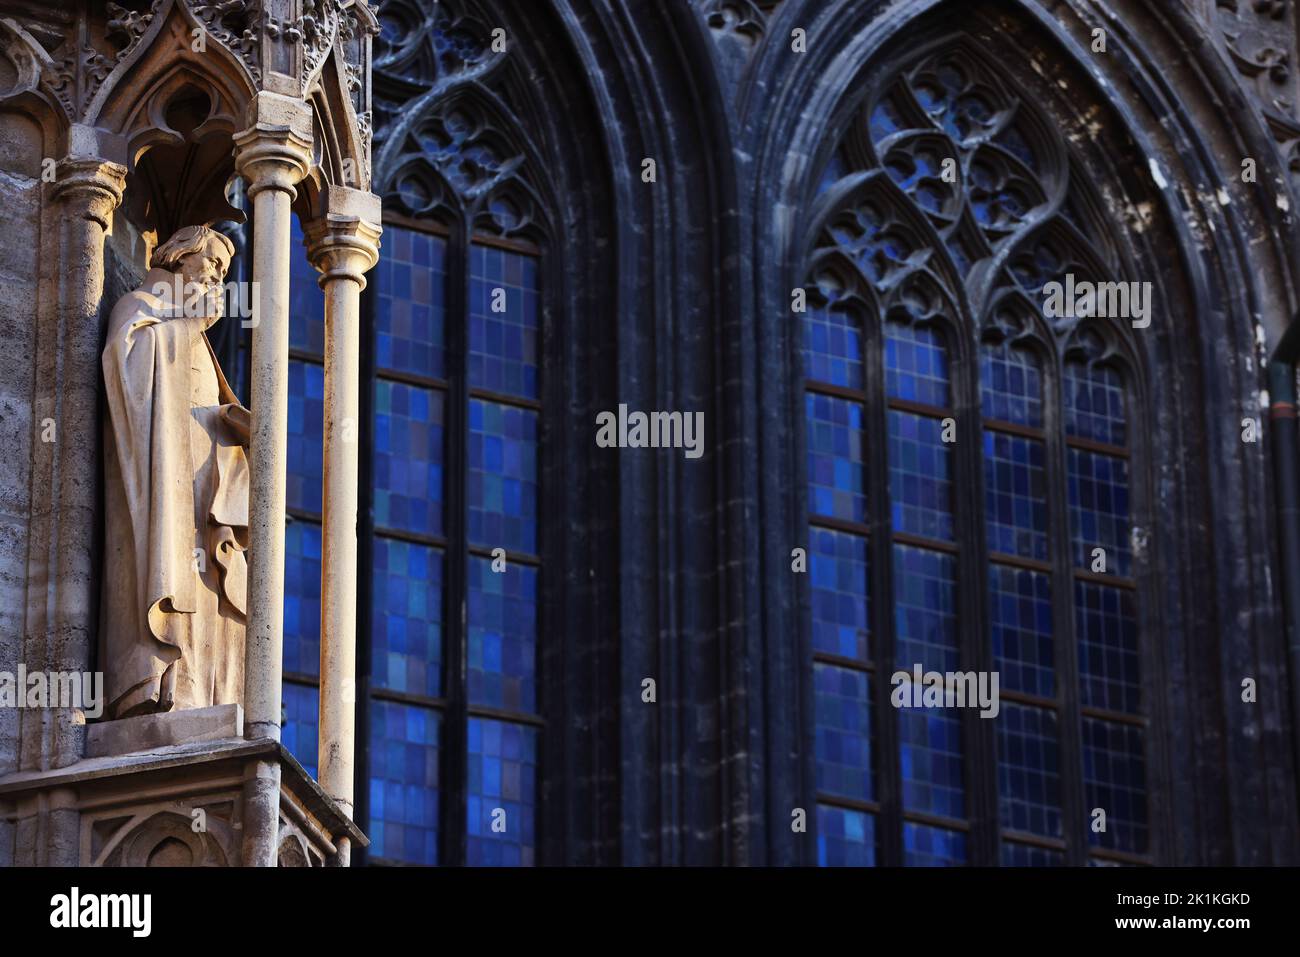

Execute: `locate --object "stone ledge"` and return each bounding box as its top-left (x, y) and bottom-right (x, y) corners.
top-left (0, 736), bottom-right (275, 796)
top-left (86, 703), bottom-right (243, 758)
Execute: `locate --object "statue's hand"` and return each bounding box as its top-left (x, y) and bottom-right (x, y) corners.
top-left (220, 404), bottom-right (251, 447)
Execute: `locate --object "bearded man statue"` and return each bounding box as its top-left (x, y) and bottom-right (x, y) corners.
top-left (100, 224), bottom-right (253, 719)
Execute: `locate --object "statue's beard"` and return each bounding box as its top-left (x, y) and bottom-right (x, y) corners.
top-left (181, 280), bottom-right (225, 327)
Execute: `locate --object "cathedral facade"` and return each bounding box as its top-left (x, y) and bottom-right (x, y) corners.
top-left (1, 0), bottom-right (1298, 867)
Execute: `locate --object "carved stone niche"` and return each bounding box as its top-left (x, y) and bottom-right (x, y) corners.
top-left (0, 706), bottom-right (365, 866)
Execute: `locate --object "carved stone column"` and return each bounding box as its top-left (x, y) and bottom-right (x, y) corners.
top-left (10, 147), bottom-right (125, 867)
top-left (232, 91), bottom-right (312, 867)
top-left (305, 187), bottom-right (381, 867)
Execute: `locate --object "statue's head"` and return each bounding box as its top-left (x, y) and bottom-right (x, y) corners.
top-left (151, 225), bottom-right (235, 328)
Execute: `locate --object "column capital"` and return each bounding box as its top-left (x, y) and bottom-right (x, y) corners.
top-left (233, 91), bottom-right (314, 201)
top-left (49, 157), bottom-right (127, 231)
top-left (304, 186), bottom-right (383, 291)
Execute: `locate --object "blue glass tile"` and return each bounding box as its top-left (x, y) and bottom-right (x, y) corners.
top-left (1001, 842), bottom-right (1064, 866)
top-left (368, 700), bottom-right (440, 865)
top-left (468, 400), bottom-right (538, 555)
top-left (988, 564), bottom-right (1053, 698)
top-left (809, 527), bottom-right (869, 660)
top-left (983, 431), bottom-right (1048, 561)
top-left (281, 682), bottom-right (319, 779)
top-left (467, 557), bottom-right (537, 713)
top-left (981, 342), bottom-right (1043, 427)
top-left (802, 305), bottom-right (864, 389)
top-left (893, 545), bottom-right (959, 674)
top-left (996, 703), bottom-right (1062, 838)
top-left (805, 393), bottom-right (867, 524)
top-left (818, 805), bottom-right (875, 866)
top-left (287, 360), bottom-right (324, 514)
top-left (1064, 363), bottom-right (1126, 446)
top-left (373, 380), bottom-right (444, 536)
top-left (469, 244), bottom-right (540, 400)
top-left (1082, 717), bottom-right (1148, 855)
top-left (376, 225), bottom-right (447, 379)
top-left (814, 664), bottom-right (872, 802)
top-left (1075, 582), bottom-right (1141, 714)
top-left (1067, 448), bottom-right (1131, 576)
top-left (372, 537), bottom-right (442, 698)
top-left (903, 821), bottom-right (967, 866)
top-left (467, 718), bottom-right (538, 866)
top-left (888, 411), bottom-right (954, 541)
top-left (885, 322), bottom-right (949, 407)
top-left (898, 704), bottom-right (965, 819)
top-left (283, 520), bottom-right (321, 679)
top-left (289, 219), bottom-right (324, 354)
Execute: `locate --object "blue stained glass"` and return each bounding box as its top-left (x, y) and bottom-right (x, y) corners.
top-left (893, 545), bottom-right (959, 674)
top-left (988, 564), bottom-right (1053, 698)
top-left (983, 431), bottom-right (1048, 561)
top-left (818, 805), bottom-right (875, 866)
top-left (373, 380), bottom-right (444, 536)
top-left (903, 821), bottom-right (967, 866)
top-left (1075, 582), bottom-right (1141, 714)
top-left (469, 244), bottom-right (540, 400)
top-left (898, 705), bottom-right (965, 819)
top-left (1067, 448), bottom-right (1131, 576)
top-left (281, 682), bottom-right (319, 779)
top-left (368, 700), bottom-right (440, 865)
top-left (981, 343), bottom-right (1043, 427)
top-left (810, 527), bottom-right (869, 660)
top-left (467, 557), bottom-right (537, 713)
top-left (1082, 717), bottom-right (1148, 855)
top-left (376, 225), bottom-right (447, 379)
top-left (372, 537), bottom-right (442, 698)
top-left (818, 149), bottom-right (849, 195)
top-left (287, 360), bottom-right (324, 514)
top-left (869, 95), bottom-right (905, 143)
top-left (805, 393), bottom-right (867, 524)
top-left (802, 305), bottom-right (864, 389)
top-left (814, 664), bottom-right (872, 802)
top-left (283, 520), bottom-right (321, 678)
top-left (996, 703), bottom-right (1062, 838)
top-left (1001, 842), bottom-right (1064, 866)
top-left (468, 400), bottom-right (538, 555)
top-left (885, 322), bottom-right (949, 407)
top-left (467, 718), bottom-right (538, 866)
top-left (888, 411), bottom-right (954, 541)
top-left (1064, 363), bottom-right (1126, 446)
top-left (289, 219), bottom-right (324, 354)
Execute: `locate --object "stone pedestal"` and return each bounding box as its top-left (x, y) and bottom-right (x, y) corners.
top-left (0, 707), bottom-right (365, 866)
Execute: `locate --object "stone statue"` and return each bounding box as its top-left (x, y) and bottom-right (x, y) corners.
top-left (100, 225), bottom-right (252, 720)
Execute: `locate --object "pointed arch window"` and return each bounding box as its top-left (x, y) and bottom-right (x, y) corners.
top-left (803, 39), bottom-right (1150, 866)
top-left (280, 0), bottom-right (548, 866)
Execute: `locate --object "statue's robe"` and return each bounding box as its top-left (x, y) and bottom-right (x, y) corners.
top-left (101, 267), bottom-right (250, 719)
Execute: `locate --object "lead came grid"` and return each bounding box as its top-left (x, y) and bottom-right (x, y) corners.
top-left (814, 663), bottom-right (874, 802)
top-left (996, 702), bottom-right (1063, 838)
top-left (802, 303), bottom-right (866, 389)
top-left (809, 527), bottom-right (870, 661)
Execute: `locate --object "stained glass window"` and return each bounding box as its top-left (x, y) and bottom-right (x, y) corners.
top-left (271, 2), bottom-right (548, 868)
top-left (280, 213), bottom-right (543, 866)
top-left (805, 40), bottom-right (1148, 866)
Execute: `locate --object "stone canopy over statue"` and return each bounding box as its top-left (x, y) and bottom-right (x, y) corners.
top-left (101, 225), bottom-right (253, 720)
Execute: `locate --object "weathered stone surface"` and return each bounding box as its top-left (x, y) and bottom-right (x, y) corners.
top-left (86, 703), bottom-right (244, 759)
